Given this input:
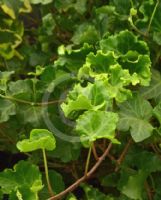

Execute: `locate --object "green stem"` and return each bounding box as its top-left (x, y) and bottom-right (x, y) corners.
top-left (32, 76), bottom-right (37, 103)
top-left (147, 0), bottom-right (159, 34)
top-left (84, 144), bottom-right (92, 176)
top-left (128, 16), bottom-right (147, 37)
top-left (0, 94), bottom-right (62, 106)
top-left (42, 149), bottom-right (54, 197)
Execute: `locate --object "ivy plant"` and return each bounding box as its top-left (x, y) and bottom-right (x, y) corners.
top-left (0, 0), bottom-right (161, 200)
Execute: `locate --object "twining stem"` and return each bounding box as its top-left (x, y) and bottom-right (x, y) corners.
top-left (84, 144), bottom-right (92, 176)
top-left (42, 149), bottom-right (54, 197)
top-left (145, 181), bottom-right (153, 200)
top-left (48, 142), bottom-right (112, 200)
top-left (147, 0), bottom-right (159, 34)
top-left (115, 138), bottom-right (132, 172)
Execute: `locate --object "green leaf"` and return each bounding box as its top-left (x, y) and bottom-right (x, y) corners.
top-left (140, 70), bottom-right (161, 101)
top-left (0, 71), bottom-right (14, 92)
top-left (124, 149), bottom-right (161, 173)
top-left (153, 102), bottom-right (161, 124)
top-left (55, 43), bottom-right (93, 72)
top-left (40, 170), bottom-right (65, 199)
top-left (41, 13), bottom-right (56, 36)
top-left (61, 80), bottom-right (111, 118)
top-left (9, 187), bottom-right (38, 200)
top-left (136, 0), bottom-right (161, 44)
top-left (17, 105), bottom-right (44, 127)
top-left (81, 183), bottom-right (110, 200)
top-left (7, 79), bottom-right (33, 100)
top-left (0, 28), bottom-right (23, 59)
top-left (100, 30), bottom-right (151, 86)
top-left (52, 137), bottom-right (81, 163)
top-left (100, 30), bottom-right (149, 55)
top-left (78, 51), bottom-right (132, 102)
top-left (120, 170), bottom-right (148, 200)
top-left (0, 0), bottom-right (31, 19)
top-left (118, 94), bottom-right (153, 142)
top-left (16, 129), bottom-right (56, 152)
top-left (71, 23), bottom-right (99, 45)
top-left (54, 0), bottom-right (87, 14)
top-left (0, 160), bottom-right (43, 196)
top-left (75, 110), bottom-right (119, 147)
top-left (0, 98), bottom-right (16, 122)
top-left (66, 193), bottom-right (78, 200)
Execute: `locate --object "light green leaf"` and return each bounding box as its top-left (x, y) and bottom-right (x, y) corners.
top-left (9, 187), bottom-right (38, 200)
top-left (0, 98), bottom-right (16, 122)
top-left (100, 30), bottom-right (151, 86)
top-left (75, 110), bottom-right (119, 147)
top-left (78, 51), bottom-right (132, 102)
top-left (0, 160), bottom-right (43, 196)
top-left (61, 80), bottom-right (111, 118)
top-left (16, 129), bottom-right (56, 152)
top-left (66, 193), bottom-right (78, 200)
top-left (118, 94), bottom-right (153, 142)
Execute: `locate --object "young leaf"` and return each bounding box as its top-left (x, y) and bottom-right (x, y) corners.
top-left (100, 30), bottom-right (151, 86)
top-left (118, 94), bottom-right (153, 142)
top-left (16, 129), bottom-right (56, 152)
top-left (61, 80), bottom-right (111, 118)
top-left (75, 110), bottom-right (119, 147)
top-left (100, 30), bottom-right (149, 55)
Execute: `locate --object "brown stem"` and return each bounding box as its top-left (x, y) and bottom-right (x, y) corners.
top-left (48, 143), bottom-right (112, 200)
top-left (107, 153), bottom-right (117, 163)
top-left (115, 138), bottom-right (132, 171)
top-left (145, 181), bottom-right (153, 200)
top-left (92, 143), bottom-right (99, 161)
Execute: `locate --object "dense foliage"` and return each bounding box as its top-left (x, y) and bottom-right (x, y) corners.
top-left (0, 0), bottom-right (161, 199)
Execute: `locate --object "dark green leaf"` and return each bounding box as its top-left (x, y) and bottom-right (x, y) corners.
top-left (118, 94), bottom-right (153, 142)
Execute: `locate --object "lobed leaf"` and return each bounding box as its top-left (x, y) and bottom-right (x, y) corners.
top-left (118, 94), bottom-right (153, 142)
top-left (17, 129), bottom-right (56, 152)
top-left (75, 110), bottom-right (119, 147)
top-left (0, 160), bottom-right (43, 198)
